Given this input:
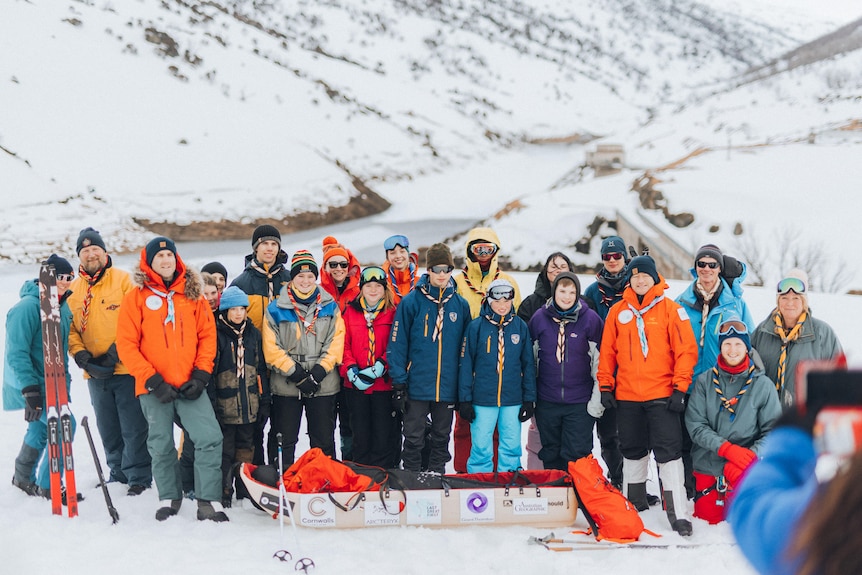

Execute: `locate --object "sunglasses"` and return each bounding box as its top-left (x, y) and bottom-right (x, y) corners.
top-left (384, 234), bottom-right (409, 251)
top-left (429, 265), bottom-right (454, 274)
top-left (470, 243), bottom-right (497, 257)
top-left (718, 320), bottom-right (748, 336)
top-left (601, 253), bottom-right (624, 261)
top-left (696, 260), bottom-right (720, 269)
top-left (56, 274), bottom-right (75, 282)
top-left (327, 261), bottom-right (349, 269)
top-left (487, 287), bottom-right (515, 301)
top-left (777, 277), bottom-right (806, 295)
top-left (360, 266), bottom-right (386, 284)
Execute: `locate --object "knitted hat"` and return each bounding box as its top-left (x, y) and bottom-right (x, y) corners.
top-left (252, 224), bottom-right (281, 250)
top-left (627, 255), bottom-right (659, 284)
top-left (76, 227), bottom-right (106, 255)
top-left (219, 285), bottom-right (249, 311)
top-left (145, 236), bottom-right (177, 267)
top-left (695, 244), bottom-right (723, 268)
top-left (290, 249), bottom-right (318, 279)
top-left (201, 261), bottom-right (228, 281)
top-left (45, 253), bottom-right (73, 276)
top-left (601, 236), bottom-right (626, 256)
top-left (425, 243), bottom-right (454, 268)
top-left (321, 236), bottom-right (350, 265)
top-left (552, 271), bottom-right (581, 299)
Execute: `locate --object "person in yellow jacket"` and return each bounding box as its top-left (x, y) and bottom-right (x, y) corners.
top-left (67, 228), bottom-right (152, 496)
top-left (452, 227), bottom-right (521, 472)
top-left (597, 255), bottom-right (698, 536)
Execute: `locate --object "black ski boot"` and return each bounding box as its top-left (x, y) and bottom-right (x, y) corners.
top-left (626, 482), bottom-right (650, 512)
top-left (156, 499), bottom-right (182, 521)
top-left (197, 500), bottom-right (229, 522)
top-left (672, 519), bottom-right (693, 537)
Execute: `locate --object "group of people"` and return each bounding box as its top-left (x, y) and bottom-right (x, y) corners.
top-left (3, 225), bottom-right (844, 537)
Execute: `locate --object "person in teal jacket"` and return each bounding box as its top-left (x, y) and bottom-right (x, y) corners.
top-left (459, 279), bottom-right (536, 473)
top-left (3, 255), bottom-right (75, 499)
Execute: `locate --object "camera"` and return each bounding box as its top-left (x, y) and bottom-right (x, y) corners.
top-left (796, 358), bottom-right (862, 456)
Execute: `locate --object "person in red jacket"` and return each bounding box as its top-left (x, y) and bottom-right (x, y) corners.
top-left (339, 266), bottom-right (399, 467)
top-left (116, 237), bottom-right (225, 522)
top-left (597, 255), bottom-right (698, 536)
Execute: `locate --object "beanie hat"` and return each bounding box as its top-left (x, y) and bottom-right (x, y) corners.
top-left (145, 237), bottom-right (177, 267)
top-left (718, 324), bottom-right (751, 351)
top-left (601, 236), bottom-right (626, 256)
top-left (425, 243), bottom-right (454, 269)
top-left (201, 261), bottom-right (228, 281)
top-left (219, 286), bottom-right (249, 311)
top-left (321, 236), bottom-right (350, 265)
top-left (252, 224), bottom-right (281, 250)
top-left (627, 255), bottom-right (659, 284)
top-left (45, 254), bottom-right (74, 276)
top-left (76, 227), bottom-right (107, 255)
top-left (552, 271), bottom-right (581, 299)
top-left (695, 244), bottom-right (723, 269)
top-left (290, 249), bottom-right (318, 279)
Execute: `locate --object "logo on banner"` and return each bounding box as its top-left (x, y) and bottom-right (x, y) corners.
top-left (364, 500), bottom-right (401, 526)
top-left (299, 494), bottom-right (336, 527)
top-left (461, 490), bottom-right (495, 523)
top-left (406, 491), bottom-right (443, 525)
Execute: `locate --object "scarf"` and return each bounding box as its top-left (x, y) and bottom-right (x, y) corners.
top-left (713, 356), bottom-right (754, 422)
top-left (596, 270), bottom-right (626, 309)
top-left (627, 295), bottom-right (664, 358)
top-left (250, 259), bottom-right (283, 301)
top-left (695, 280), bottom-right (720, 347)
top-left (220, 315), bottom-right (247, 381)
top-left (286, 287), bottom-right (322, 335)
top-left (550, 302), bottom-right (581, 363)
top-left (421, 283), bottom-right (454, 342)
top-left (460, 266), bottom-right (499, 297)
top-left (388, 263), bottom-right (416, 299)
top-left (360, 296), bottom-right (383, 365)
top-left (148, 282), bottom-right (176, 328)
top-left (773, 310), bottom-right (808, 394)
top-left (77, 258), bottom-right (110, 333)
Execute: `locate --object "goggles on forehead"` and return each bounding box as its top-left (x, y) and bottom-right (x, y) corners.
top-left (384, 235), bottom-right (409, 251)
top-left (470, 242), bottom-right (497, 257)
top-left (360, 266), bottom-right (387, 285)
top-left (487, 286), bottom-right (515, 301)
top-left (777, 277), bottom-right (806, 295)
top-left (718, 320), bottom-right (749, 337)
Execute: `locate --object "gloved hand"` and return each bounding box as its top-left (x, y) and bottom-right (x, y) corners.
top-left (103, 343), bottom-right (120, 366)
top-left (73, 350), bottom-right (93, 370)
top-left (346, 366), bottom-right (360, 385)
top-left (88, 343), bottom-right (120, 378)
top-left (179, 369), bottom-right (209, 400)
top-left (288, 363), bottom-right (309, 384)
top-left (22, 385), bottom-right (42, 422)
top-left (309, 364), bottom-right (327, 385)
top-left (296, 364), bottom-right (326, 397)
top-left (146, 374), bottom-right (178, 404)
top-left (391, 385), bottom-right (407, 415)
top-left (717, 441), bottom-right (757, 469)
top-left (518, 402), bottom-right (535, 422)
top-left (666, 390), bottom-right (687, 413)
top-left (459, 401), bottom-right (475, 423)
top-left (354, 368), bottom-right (375, 391)
top-left (601, 391), bottom-right (617, 410)
top-left (723, 461), bottom-right (746, 484)
top-left (368, 359), bottom-right (387, 379)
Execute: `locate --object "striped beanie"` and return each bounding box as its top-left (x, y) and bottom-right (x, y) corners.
top-left (290, 249), bottom-right (318, 279)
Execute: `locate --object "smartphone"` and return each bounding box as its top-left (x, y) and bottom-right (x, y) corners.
top-left (795, 357), bottom-right (853, 413)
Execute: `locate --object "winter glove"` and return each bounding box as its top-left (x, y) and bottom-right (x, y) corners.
top-left (346, 366), bottom-right (360, 385)
top-left (717, 441), bottom-right (757, 469)
top-left (22, 385), bottom-right (42, 422)
top-left (391, 385), bottom-right (408, 415)
top-left (145, 374), bottom-right (178, 404)
top-left (721, 255), bottom-right (744, 283)
top-left (84, 359), bottom-right (115, 379)
top-left (354, 368), bottom-right (375, 391)
top-left (296, 364), bottom-right (326, 396)
top-left (73, 350), bottom-right (93, 370)
top-left (518, 402), bottom-right (535, 422)
top-left (179, 369), bottom-right (209, 401)
top-left (723, 461), bottom-right (746, 485)
top-left (459, 401), bottom-right (475, 423)
top-left (601, 391), bottom-right (617, 410)
top-left (368, 359), bottom-right (387, 379)
top-left (288, 363), bottom-right (309, 384)
top-left (666, 390), bottom-right (687, 413)
top-left (309, 364), bottom-right (327, 385)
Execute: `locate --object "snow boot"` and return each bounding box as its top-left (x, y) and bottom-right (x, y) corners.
top-left (627, 482), bottom-right (650, 512)
top-left (197, 500), bottom-right (229, 522)
top-left (657, 458), bottom-right (692, 534)
top-left (13, 443), bottom-right (40, 487)
top-left (155, 499), bottom-right (182, 521)
top-left (622, 456), bottom-right (650, 512)
top-left (672, 519), bottom-right (693, 537)
top-left (12, 476), bottom-right (40, 496)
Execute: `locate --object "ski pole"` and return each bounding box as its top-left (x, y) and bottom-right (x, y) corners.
top-left (275, 433), bottom-right (314, 572)
top-left (276, 433), bottom-right (287, 548)
top-left (81, 416), bottom-right (119, 524)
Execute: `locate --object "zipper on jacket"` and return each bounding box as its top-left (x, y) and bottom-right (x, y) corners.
top-left (424, 313), bottom-right (428, 338)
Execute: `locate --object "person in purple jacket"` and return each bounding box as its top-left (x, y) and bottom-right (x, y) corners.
top-left (528, 272), bottom-right (604, 470)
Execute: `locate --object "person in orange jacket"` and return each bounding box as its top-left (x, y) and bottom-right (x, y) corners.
top-left (116, 237), bottom-right (225, 522)
top-left (382, 234), bottom-right (419, 305)
top-left (597, 255), bottom-right (698, 536)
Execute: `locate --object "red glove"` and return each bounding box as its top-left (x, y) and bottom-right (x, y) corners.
top-left (718, 441), bottom-right (757, 469)
top-left (723, 461), bottom-right (745, 485)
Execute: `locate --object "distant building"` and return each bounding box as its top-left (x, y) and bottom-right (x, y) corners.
top-left (586, 144), bottom-right (625, 176)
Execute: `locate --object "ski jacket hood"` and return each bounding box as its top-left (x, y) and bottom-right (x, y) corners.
top-left (455, 228), bottom-right (521, 318)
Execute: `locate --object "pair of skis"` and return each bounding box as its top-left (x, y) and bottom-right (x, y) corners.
top-left (528, 532), bottom-right (737, 551)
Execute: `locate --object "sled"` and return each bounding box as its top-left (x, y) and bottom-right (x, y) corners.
top-left (239, 462), bottom-right (578, 529)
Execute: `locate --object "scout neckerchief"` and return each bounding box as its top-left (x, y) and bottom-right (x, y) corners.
top-left (773, 310), bottom-right (808, 394)
top-left (360, 296), bottom-right (383, 365)
top-left (713, 355), bottom-right (753, 422)
top-left (695, 280), bottom-right (720, 347)
top-left (460, 266), bottom-right (499, 297)
top-left (286, 287), bottom-right (322, 335)
top-left (220, 315), bottom-right (247, 380)
top-left (484, 310), bottom-right (514, 374)
top-left (250, 259), bottom-right (283, 301)
top-left (421, 282), bottom-right (453, 342)
top-left (551, 301), bottom-right (581, 363)
top-left (596, 269), bottom-right (625, 309)
top-left (147, 279), bottom-right (176, 328)
top-left (77, 257), bottom-right (110, 333)
top-left (628, 295), bottom-right (665, 358)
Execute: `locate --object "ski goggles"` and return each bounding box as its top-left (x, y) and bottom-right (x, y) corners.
top-left (56, 273), bottom-right (75, 282)
top-left (469, 242), bottom-right (498, 258)
top-left (384, 235), bottom-right (409, 251)
top-left (601, 252), bottom-right (624, 261)
top-left (359, 266), bottom-right (387, 286)
top-left (718, 320), bottom-right (748, 337)
top-left (428, 265), bottom-right (454, 274)
top-left (327, 260), bottom-right (349, 269)
top-left (777, 277), bottom-right (806, 295)
top-left (696, 260), bottom-right (720, 269)
top-left (487, 286), bottom-right (515, 301)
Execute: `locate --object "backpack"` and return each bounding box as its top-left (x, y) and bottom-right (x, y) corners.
top-left (568, 455), bottom-right (654, 543)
